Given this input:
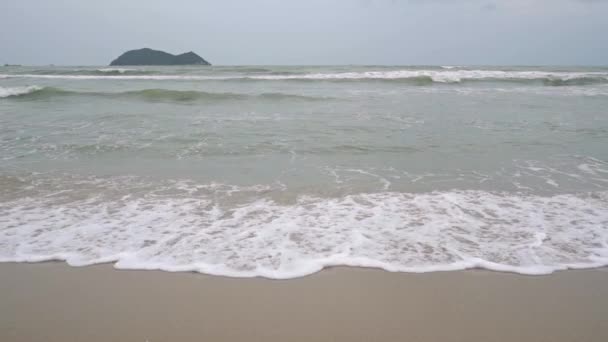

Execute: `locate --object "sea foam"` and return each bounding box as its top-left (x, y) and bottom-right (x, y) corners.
top-left (0, 85), bottom-right (43, 98)
top-left (96, 68), bottom-right (136, 73)
top-left (1, 183), bottom-right (607, 279)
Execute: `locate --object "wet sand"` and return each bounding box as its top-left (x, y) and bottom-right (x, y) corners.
top-left (1, 263), bottom-right (608, 342)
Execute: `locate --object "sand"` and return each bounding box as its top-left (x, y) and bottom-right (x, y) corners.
top-left (1, 263), bottom-right (608, 342)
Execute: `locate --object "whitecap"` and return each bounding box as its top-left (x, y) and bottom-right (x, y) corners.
top-left (0, 85), bottom-right (43, 98)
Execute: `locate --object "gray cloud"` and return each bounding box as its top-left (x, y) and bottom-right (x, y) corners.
top-left (1, 0), bottom-right (607, 65)
top-left (481, 3), bottom-right (497, 11)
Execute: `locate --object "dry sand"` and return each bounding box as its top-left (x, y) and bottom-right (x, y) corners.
top-left (1, 263), bottom-right (608, 342)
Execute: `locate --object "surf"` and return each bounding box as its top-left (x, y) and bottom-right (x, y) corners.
top-left (0, 86), bottom-right (329, 102)
top-left (2, 69), bottom-right (607, 85)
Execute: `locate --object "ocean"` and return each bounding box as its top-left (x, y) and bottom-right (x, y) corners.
top-left (1, 65), bottom-right (607, 278)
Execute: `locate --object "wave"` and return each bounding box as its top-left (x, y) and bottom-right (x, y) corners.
top-left (228, 67), bottom-right (273, 73)
top-left (2, 69), bottom-right (608, 85)
top-left (124, 88), bottom-right (247, 102)
top-left (542, 77), bottom-right (608, 86)
top-left (96, 68), bottom-right (140, 74)
top-left (21, 68), bottom-right (153, 76)
top-left (121, 89), bottom-right (326, 102)
top-left (1, 174), bottom-right (607, 279)
top-left (243, 70), bottom-right (608, 85)
top-left (0, 86), bottom-right (329, 102)
top-left (0, 85), bottom-right (45, 98)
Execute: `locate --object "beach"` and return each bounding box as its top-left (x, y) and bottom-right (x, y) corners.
top-left (2, 263), bottom-right (608, 342)
top-left (2, 65), bottom-right (608, 341)
top-left (3, 1), bottom-right (608, 340)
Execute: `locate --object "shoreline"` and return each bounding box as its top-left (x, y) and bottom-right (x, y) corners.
top-left (2, 263), bottom-right (608, 342)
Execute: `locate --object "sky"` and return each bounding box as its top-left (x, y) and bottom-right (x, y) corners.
top-left (1, 0), bottom-right (607, 66)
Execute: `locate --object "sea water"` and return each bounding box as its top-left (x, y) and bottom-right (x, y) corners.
top-left (1, 65), bottom-right (607, 278)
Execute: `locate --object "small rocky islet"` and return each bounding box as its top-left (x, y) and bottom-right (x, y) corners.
top-left (110, 48), bottom-right (210, 66)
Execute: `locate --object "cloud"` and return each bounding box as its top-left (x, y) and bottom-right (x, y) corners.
top-left (481, 3), bottom-right (497, 11)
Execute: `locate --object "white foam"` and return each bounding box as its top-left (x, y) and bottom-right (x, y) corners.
top-left (96, 68), bottom-right (136, 73)
top-left (0, 85), bottom-right (42, 98)
top-left (1, 70), bottom-right (607, 83)
top-left (1, 188), bottom-right (608, 279)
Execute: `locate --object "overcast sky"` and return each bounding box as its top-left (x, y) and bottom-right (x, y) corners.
top-left (1, 0), bottom-right (607, 65)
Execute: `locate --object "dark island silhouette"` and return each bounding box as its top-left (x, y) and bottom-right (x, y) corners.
top-left (110, 48), bottom-right (211, 66)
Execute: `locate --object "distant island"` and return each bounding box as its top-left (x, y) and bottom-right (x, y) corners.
top-left (110, 48), bottom-right (211, 66)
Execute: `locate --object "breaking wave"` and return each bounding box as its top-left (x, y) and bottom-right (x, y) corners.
top-left (94, 68), bottom-right (153, 75)
top-left (0, 85), bottom-right (45, 98)
top-left (1, 174), bottom-right (607, 279)
top-left (20, 68), bottom-right (154, 76)
top-left (2, 69), bottom-right (608, 85)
